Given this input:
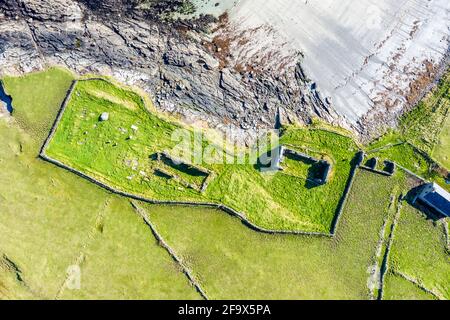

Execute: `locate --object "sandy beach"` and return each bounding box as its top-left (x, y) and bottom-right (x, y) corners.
top-left (206, 0), bottom-right (450, 124)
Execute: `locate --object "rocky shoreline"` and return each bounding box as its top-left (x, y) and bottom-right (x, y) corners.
top-left (0, 0), bottom-right (447, 144)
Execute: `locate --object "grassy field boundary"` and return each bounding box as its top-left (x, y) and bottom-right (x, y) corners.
top-left (329, 153), bottom-right (361, 235)
top-left (377, 170), bottom-right (448, 300)
top-left (378, 195), bottom-right (403, 300)
top-left (367, 193), bottom-right (398, 300)
top-left (360, 166), bottom-right (393, 177)
top-left (368, 142), bottom-right (431, 183)
top-left (39, 77), bottom-right (362, 237)
top-left (40, 146), bottom-right (337, 237)
top-left (378, 165), bottom-right (449, 300)
top-left (404, 141), bottom-right (441, 168)
top-left (366, 142), bottom-right (405, 154)
top-left (40, 149), bottom-right (362, 236)
top-left (39, 80), bottom-right (77, 155)
top-left (391, 270), bottom-right (443, 300)
top-left (131, 202), bottom-right (208, 300)
top-left (396, 164), bottom-right (428, 183)
top-left (367, 141), bottom-right (439, 167)
top-left (444, 219), bottom-right (450, 251)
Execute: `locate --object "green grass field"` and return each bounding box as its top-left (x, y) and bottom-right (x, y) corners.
top-left (387, 203), bottom-right (449, 299)
top-left (374, 86), bottom-right (450, 300)
top-left (433, 110), bottom-right (450, 169)
top-left (59, 198), bottom-right (200, 300)
top-left (383, 274), bottom-right (437, 300)
top-left (44, 78), bottom-right (357, 233)
top-left (2, 68), bottom-right (74, 143)
top-left (1, 67), bottom-right (448, 300)
top-left (0, 69), bottom-right (199, 300)
top-left (400, 72), bottom-right (450, 155)
top-left (367, 71), bottom-right (449, 189)
top-left (140, 170), bottom-right (402, 299)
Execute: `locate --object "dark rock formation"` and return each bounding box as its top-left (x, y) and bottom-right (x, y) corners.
top-left (0, 0), bottom-right (346, 144)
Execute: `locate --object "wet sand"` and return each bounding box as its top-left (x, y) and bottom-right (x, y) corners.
top-left (197, 0), bottom-right (450, 124)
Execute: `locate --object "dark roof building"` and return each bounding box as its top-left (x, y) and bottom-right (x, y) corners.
top-left (415, 183), bottom-right (450, 217)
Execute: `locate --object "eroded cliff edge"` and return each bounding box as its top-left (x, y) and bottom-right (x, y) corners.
top-left (0, 0), bottom-right (448, 144)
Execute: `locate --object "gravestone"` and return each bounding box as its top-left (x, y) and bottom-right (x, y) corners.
top-left (99, 112), bottom-right (109, 121)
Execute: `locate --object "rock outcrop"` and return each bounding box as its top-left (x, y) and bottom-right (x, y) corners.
top-left (224, 0), bottom-right (450, 140)
top-left (0, 0), bottom-right (347, 144)
top-left (2, 0), bottom-right (446, 144)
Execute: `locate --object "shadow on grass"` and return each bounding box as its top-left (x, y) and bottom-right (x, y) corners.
top-left (253, 148), bottom-right (280, 172)
top-left (150, 153), bottom-right (208, 178)
top-left (163, 157), bottom-right (207, 178)
top-left (305, 162), bottom-right (328, 189)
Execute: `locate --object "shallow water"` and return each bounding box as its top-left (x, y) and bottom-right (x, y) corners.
top-left (0, 82), bottom-right (13, 114)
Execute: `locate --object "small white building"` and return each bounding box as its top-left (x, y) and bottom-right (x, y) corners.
top-left (415, 183), bottom-right (450, 217)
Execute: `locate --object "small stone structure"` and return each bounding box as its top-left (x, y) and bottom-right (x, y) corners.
top-left (99, 112), bottom-right (109, 121)
top-left (315, 160), bottom-right (331, 185)
top-left (269, 145), bottom-right (285, 171)
top-left (366, 157), bottom-right (378, 170)
top-left (283, 148), bottom-right (319, 164)
top-left (152, 152), bottom-right (213, 193)
top-left (355, 151), bottom-right (365, 166)
top-left (275, 146), bottom-right (332, 185)
top-left (360, 154), bottom-right (396, 177)
top-left (383, 161), bottom-right (396, 175)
